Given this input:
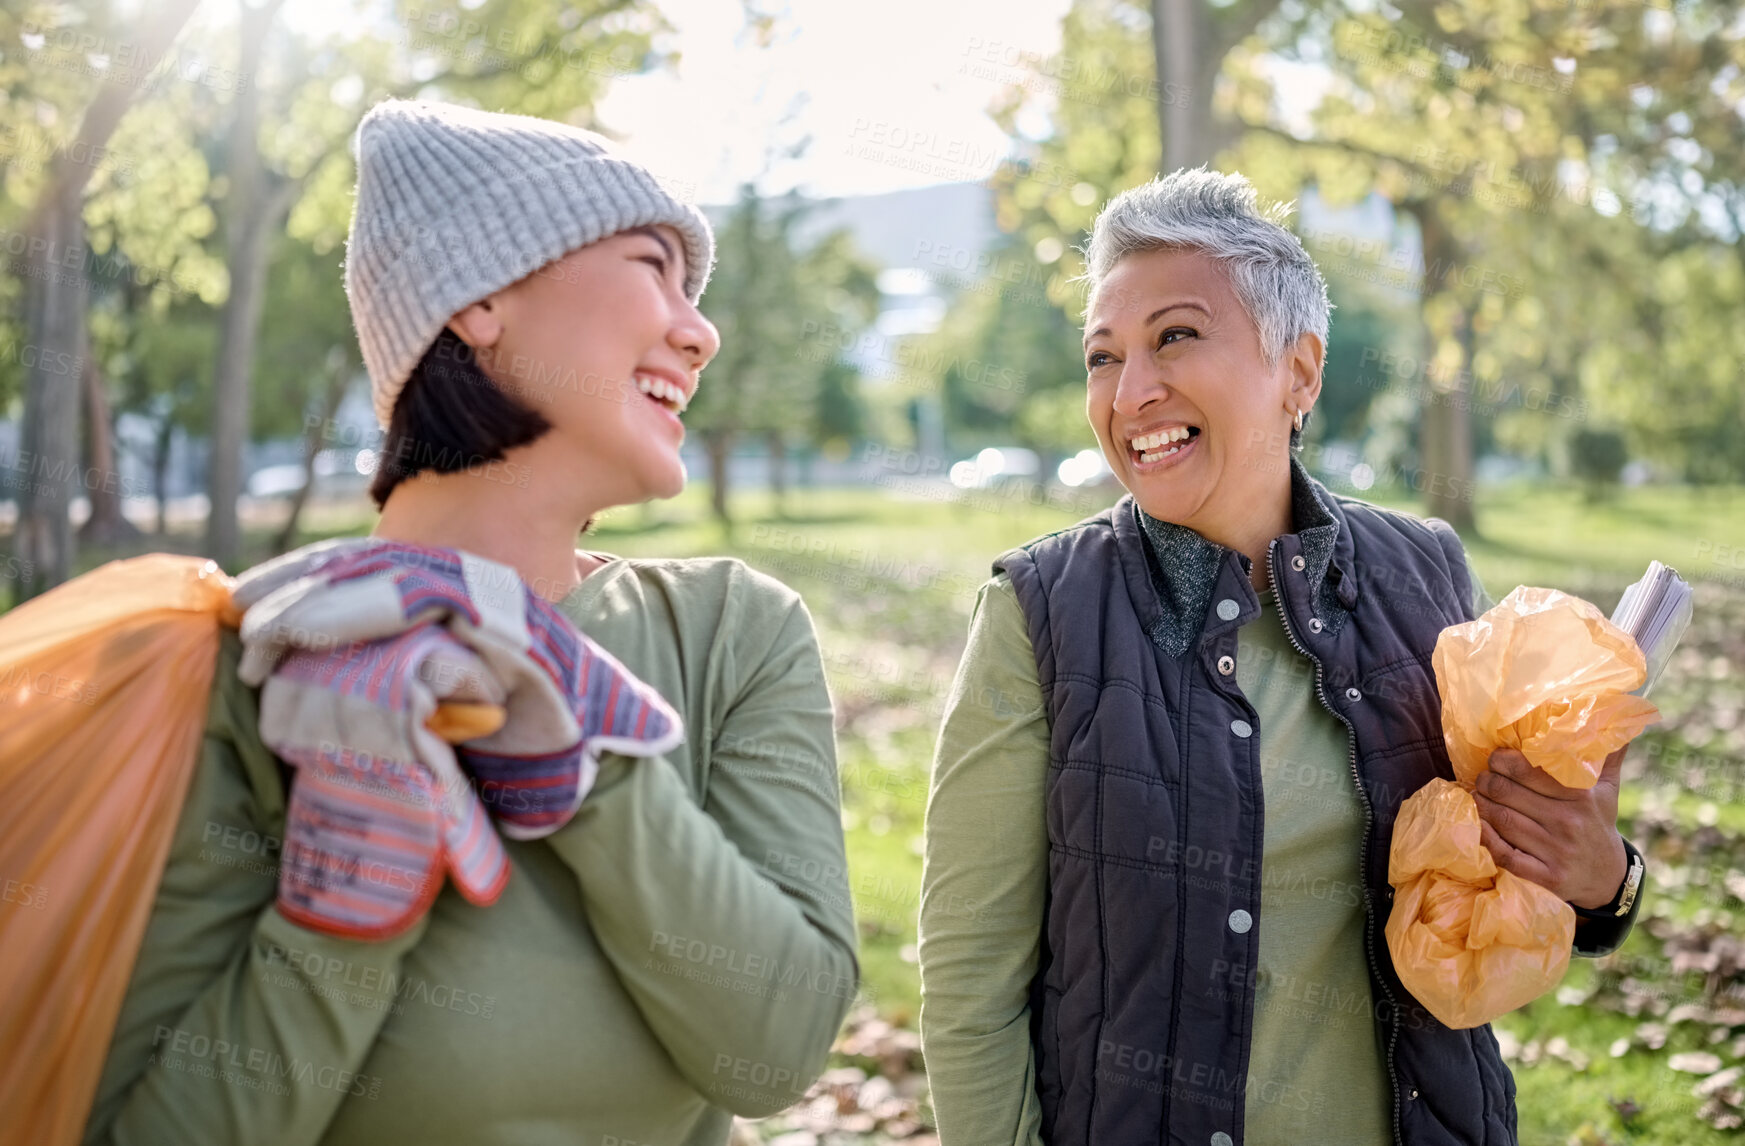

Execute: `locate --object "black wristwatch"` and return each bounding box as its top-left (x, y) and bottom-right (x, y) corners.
top-left (1572, 835), bottom-right (1645, 921)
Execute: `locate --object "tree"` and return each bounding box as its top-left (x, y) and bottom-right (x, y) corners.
top-left (1231, 0), bottom-right (1745, 519)
top-left (900, 231), bottom-right (1084, 468)
top-left (78, 85), bottom-right (228, 546)
top-left (250, 232), bottom-right (361, 553)
top-left (7, 0), bottom-right (199, 597)
top-left (1149, 0), bottom-right (1291, 170)
top-left (1567, 231), bottom-right (1745, 485)
top-left (204, 0), bottom-right (290, 567)
top-left (690, 186), bottom-right (880, 525)
top-left (5, 0), bottom-right (679, 587)
top-left (775, 226), bottom-right (880, 506)
top-left (986, 0), bottom-right (1744, 532)
top-left (111, 301), bottom-right (215, 535)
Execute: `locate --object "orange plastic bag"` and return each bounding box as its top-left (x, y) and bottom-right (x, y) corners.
top-left (1435, 586), bottom-right (1662, 791)
top-left (0, 551), bottom-right (512, 1146)
top-left (0, 555), bottom-right (238, 1146)
top-left (1385, 587), bottom-right (1661, 1029)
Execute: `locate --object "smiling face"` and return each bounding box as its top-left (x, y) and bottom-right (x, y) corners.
top-left (1082, 245), bottom-right (1323, 543)
top-left (448, 223), bottom-right (719, 508)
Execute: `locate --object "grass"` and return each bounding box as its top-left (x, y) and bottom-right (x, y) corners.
top-left (1496, 814), bottom-right (1745, 1146)
top-left (1497, 994), bottom-right (1736, 1146)
top-left (1457, 482), bottom-right (1745, 598)
top-left (23, 475), bottom-right (1745, 1144)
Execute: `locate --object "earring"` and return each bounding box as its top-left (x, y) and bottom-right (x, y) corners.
top-left (1293, 408), bottom-right (1305, 432)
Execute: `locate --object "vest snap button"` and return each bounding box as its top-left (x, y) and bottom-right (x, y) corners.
top-left (1212, 1133), bottom-right (1235, 1146)
top-left (1410, 1088), bottom-right (1420, 1100)
top-left (1230, 719), bottom-right (1252, 739)
top-left (1307, 617), bottom-right (1323, 633)
top-left (1216, 598), bottom-right (1240, 621)
top-left (1227, 909), bottom-right (1252, 934)
top-left (1346, 687), bottom-right (1362, 702)
top-left (1291, 554), bottom-right (1306, 572)
top-left (1217, 655), bottom-right (1235, 676)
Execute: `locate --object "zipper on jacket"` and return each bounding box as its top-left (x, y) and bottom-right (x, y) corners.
top-left (1265, 538), bottom-right (1405, 1146)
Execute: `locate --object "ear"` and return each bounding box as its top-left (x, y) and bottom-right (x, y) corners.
top-left (1285, 330), bottom-right (1325, 416)
top-left (446, 296), bottom-right (504, 351)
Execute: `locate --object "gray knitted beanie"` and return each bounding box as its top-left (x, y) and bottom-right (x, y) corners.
top-left (344, 99), bottom-right (715, 428)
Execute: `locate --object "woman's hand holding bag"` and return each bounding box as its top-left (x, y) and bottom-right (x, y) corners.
top-left (1386, 587), bottom-right (1659, 1029)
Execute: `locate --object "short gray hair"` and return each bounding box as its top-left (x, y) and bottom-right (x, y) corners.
top-left (1082, 167), bottom-right (1332, 369)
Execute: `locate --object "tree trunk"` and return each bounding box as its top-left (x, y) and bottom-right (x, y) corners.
top-left (9, 0), bottom-right (198, 599)
top-left (14, 186), bottom-right (83, 596)
top-left (705, 434), bottom-right (733, 526)
top-left (206, 0), bottom-right (289, 569)
top-left (1150, 0), bottom-right (1286, 173)
top-left (78, 351), bottom-right (141, 546)
top-left (1411, 204), bottom-right (1478, 533)
top-left (1419, 378), bottom-right (1477, 531)
top-left (153, 413), bottom-right (173, 536)
top-left (765, 431), bottom-right (787, 517)
top-left (1151, 0), bottom-right (1204, 171)
top-left (274, 352), bottom-right (351, 555)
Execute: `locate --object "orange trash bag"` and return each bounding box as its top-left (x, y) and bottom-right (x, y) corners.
top-left (0, 554), bottom-right (238, 1146)
top-left (0, 551), bottom-right (511, 1146)
top-left (1386, 586), bottom-right (1661, 1030)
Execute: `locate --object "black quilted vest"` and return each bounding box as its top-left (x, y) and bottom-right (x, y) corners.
top-left (993, 463), bottom-right (1519, 1146)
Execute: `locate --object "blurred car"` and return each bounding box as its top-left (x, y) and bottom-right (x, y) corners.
top-left (244, 450), bottom-right (369, 499)
top-left (1056, 447), bottom-right (1113, 488)
top-left (245, 463), bottom-right (308, 499)
top-left (948, 446), bottom-right (1041, 490)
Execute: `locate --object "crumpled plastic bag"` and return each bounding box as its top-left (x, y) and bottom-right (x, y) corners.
top-left (1436, 586), bottom-right (1662, 791)
top-left (0, 554), bottom-right (514, 1146)
top-left (1385, 586), bottom-right (1660, 1030)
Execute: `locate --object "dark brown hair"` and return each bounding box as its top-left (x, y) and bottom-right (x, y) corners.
top-left (368, 327), bottom-right (552, 509)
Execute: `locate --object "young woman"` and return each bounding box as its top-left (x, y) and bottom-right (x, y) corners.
top-left (918, 168), bottom-right (1646, 1146)
top-left (83, 99), bottom-right (857, 1145)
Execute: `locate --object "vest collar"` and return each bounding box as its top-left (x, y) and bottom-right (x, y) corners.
top-left (1125, 455), bottom-right (1346, 656)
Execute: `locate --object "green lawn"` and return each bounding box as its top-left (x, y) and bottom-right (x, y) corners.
top-left (24, 476), bottom-right (1745, 1143)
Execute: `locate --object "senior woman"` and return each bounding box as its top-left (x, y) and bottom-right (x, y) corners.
top-left (918, 168), bottom-right (1646, 1146)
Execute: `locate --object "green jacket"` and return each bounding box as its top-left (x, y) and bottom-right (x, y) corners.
top-left (84, 555), bottom-right (858, 1146)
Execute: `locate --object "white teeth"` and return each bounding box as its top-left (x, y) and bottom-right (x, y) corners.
top-left (635, 374), bottom-right (689, 414)
top-left (1128, 426), bottom-right (1195, 451)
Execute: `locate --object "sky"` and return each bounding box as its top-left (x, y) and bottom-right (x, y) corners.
top-left (268, 1), bottom-right (1713, 235)
top-left (259, 0), bottom-right (1342, 213)
top-left (592, 0), bottom-right (1077, 202)
top-left (277, 0), bottom-right (1079, 204)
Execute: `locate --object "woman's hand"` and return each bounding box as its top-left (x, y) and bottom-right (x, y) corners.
top-left (1473, 745), bottom-right (1630, 910)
